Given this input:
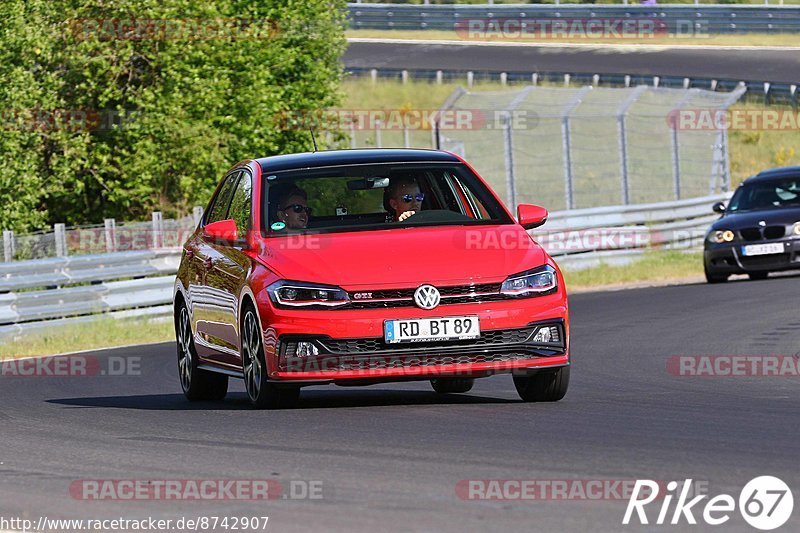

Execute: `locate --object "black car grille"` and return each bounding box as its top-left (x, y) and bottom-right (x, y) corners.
top-left (740, 254), bottom-right (790, 268)
top-left (347, 282), bottom-right (504, 310)
top-left (739, 226), bottom-right (786, 242)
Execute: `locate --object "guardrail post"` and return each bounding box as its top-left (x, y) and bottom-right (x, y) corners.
top-left (564, 74), bottom-right (570, 87)
top-left (401, 70), bottom-right (409, 84)
top-left (192, 206), bottom-right (203, 227)
top-left (104, 218), bottom-right (117, 253)
top-left (500, 72), bottom-right (507, 86)
top-left (3, 230), bottom-right (14, 262)
top-left (467, 71), bottom-right (474, 87)
top-left (532, 73), bottom-right (538, 86)
top-left (370, 68), bottom-right (377, 84)
top-left (151, 212), bottom-right (163, 249)
top-left (436, 70), bottom-right (443, 84)
top-left (54, 223), bottom-right (67, 257)
top-left (791, 85), bottom-right (797, 109)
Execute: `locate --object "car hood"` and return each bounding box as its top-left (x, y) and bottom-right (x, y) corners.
top-left (258, 225), bottom-right (547, 289)
top-left (710, 206), bottom-right (800, 231)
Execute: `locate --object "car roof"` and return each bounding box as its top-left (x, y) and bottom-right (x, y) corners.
top-left (255, 149), bottom-right (461, 173)
top-left (743, 166), bottom-right (800, 184)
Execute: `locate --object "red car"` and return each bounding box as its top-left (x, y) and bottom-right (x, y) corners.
top-left (174, 149), bottom-right (570, 408)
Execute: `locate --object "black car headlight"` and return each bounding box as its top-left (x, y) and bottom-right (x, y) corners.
top-left (267, 280), bottom-right (350, 308)
top-left (500, 265), bottom-right (558, 297)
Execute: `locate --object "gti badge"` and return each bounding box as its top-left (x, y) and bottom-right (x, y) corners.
top-left (414, 285), bottom-right (441, 310)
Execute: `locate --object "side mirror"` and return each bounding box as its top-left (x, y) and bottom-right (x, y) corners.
top-left (203, 219), bottom-right (239, 244)
top-left (517, 204), bottom-right (549, 230)
top-left (712, 201), bottom-right (726, 214)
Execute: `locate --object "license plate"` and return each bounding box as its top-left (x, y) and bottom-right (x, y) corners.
top-left (384, 316), bottom-right (480, 344)
top-left (742, 243), bottom-right (784, 256)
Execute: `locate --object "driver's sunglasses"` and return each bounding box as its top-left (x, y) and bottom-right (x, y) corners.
top-left (401, 193), bottom-right (425, 203)
top-left (282, 204), bottom-right (312, 215)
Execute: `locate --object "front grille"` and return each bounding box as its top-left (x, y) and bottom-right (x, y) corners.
top-left (740, 227), bottom-right (786, 241)
top-left (347, 282), bottom-right (503, 310)
top-left (319, 326), bottom-right (539, 355)
top-left (740, 254), bottom-right (790, 268)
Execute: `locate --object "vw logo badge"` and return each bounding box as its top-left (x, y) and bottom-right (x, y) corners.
top-left (414, 285), bottom-right (441, 310)
top-left (758, 220), bottom-right (767, 227)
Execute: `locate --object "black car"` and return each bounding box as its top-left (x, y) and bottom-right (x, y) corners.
top-left (704, 166), bottom-right (800, 283)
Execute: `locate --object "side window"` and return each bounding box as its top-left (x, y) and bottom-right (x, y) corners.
top-left (227, 171), bottom-right (252, 237)
top-left (206, 171), bottom-right (241, 224)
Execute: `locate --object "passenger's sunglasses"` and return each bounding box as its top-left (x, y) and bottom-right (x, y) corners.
top-left (401, 193), bottom-right (425, 203)
top-left (282, 204), bottom-right (312, 215)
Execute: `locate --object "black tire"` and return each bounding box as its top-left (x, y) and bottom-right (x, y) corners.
top-left (748, 272), bottom-right (768, 281)
top-left (704, 264), bottom-right (729, 284)
top-left (431, 378), bottom-right (474, 394)
top-left (175, 302), bottom-right (228, 401)
top-left (241, 306), bottom-right (300, 409)
top-left (513, 366), bottom-right (570, 402)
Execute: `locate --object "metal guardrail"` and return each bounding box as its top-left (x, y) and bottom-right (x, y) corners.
top-left (539, 192), bottom-right (730, 269)
top-left (0, 194), bottom-right (728, 342)
top-left (348, 4), bottom-right (800, 33)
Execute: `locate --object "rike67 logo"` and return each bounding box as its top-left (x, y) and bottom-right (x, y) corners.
top-left (623, 476), bottom-right (794, 530)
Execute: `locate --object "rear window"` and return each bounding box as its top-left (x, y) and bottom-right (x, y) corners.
top-left (262, 163), bottom-right (512, 234)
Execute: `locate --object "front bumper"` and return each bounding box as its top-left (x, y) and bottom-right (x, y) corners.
top-left (705, 238), bottom-right (800, 273)
top-left (256, 290), bottom-right (569, 382)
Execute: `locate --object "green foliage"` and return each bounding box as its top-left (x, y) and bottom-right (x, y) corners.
top-left (0, 0), bottom-right (346, 232)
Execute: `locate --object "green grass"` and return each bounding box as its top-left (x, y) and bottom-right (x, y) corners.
top-left (562, 250), bottom-right (704, 290)
top-left (348, 29), bottom-right (800, 47)
top-left (0, 317), bottom-right (174, 359)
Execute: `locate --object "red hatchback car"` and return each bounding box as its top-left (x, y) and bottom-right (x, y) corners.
top-left (174, 149), bottom-right (570, 408)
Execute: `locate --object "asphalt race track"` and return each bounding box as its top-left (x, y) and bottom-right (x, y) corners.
top-left (1, 276), bottom-right (798, 532)
top-left (344, 40), bottom-right (800, 84)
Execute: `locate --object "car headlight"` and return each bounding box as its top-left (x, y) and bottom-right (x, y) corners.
top-left (710, 230), bottom-right (735, 243)
top-left (793, 222), bottom-right (800, 236)
top-left (500, 265), bottom-right (557, 297)
top-left (267, 280), bottom-right (350, 308)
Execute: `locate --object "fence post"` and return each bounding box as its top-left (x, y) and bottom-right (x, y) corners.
top-left (560, 86), bottom-right (591, 210)
top-left (349, 121), bottom-right (357, 148)
top-left (2, 230), bottom-right (14, 262)
top-left (54, 223), bottom-right (67, 256)
top-left (104, 218), bottom-right (117, 253)
top-left (671, 125), bottom-right (681, 200)
top-left (616, 85), bottom-right (647, 205)
top-left (403, 125), bottom-right (410, 148)
top-left (151, 212), bottom-right (163, 249)
top-left (374, 120), bottom-right (382, 148)
top-left (192, 206), bottom-right (204, 227)
top-left (502, 113), bottom-right (517, 213)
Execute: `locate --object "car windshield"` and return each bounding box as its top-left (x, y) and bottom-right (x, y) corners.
top-left (727, 177), bottom-right (800, 212)
top-left (262, 162), bottom-right (513, 234)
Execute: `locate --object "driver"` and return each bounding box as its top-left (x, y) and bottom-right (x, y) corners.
top-left (384, 176), bottom-right (424, 222)
top-left (273, 185), bottom-right (311, 229)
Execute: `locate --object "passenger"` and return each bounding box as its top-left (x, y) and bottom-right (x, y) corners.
top-left (384, 176), bottom-right (424, 222)
top-left (273, 185), bottom-right (311, 229)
